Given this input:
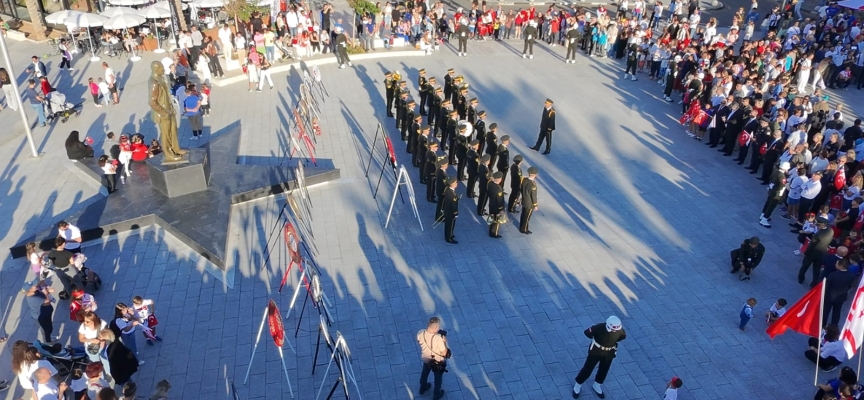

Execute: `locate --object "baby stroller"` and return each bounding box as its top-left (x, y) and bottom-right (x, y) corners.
top-left (70, 253), bottom-right (102, 291)
top-left (45, 91), bottom-right (82, 124)
top-left (274, 39), bottom-right (297, 62)
top-left (34, 340), bottom-right (89, 376)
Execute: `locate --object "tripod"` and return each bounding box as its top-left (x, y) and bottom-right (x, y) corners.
top-left (316, 333), bottom-right (363, 400)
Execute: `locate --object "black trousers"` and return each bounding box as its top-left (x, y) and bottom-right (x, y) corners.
top-left (566, 43), bottom-right (577, 60)
top-left (466, 173), bottom-right (477, 196)
top-left (420, 92), bottom-right (428, 115)
top-left (747, 145), bottom-right (762, 169)
top-left (625, 59), bottom-right (637, 75)
top-left (477, 188), bottom-right (488, 215)
top-left (507, 189), bottom-right (521, 212)
top-left (190, 46), bottom-right (200, 69)
top-left (798, 198), bottom-right (815, 222)
top-left (708, 127), bottom-right (723, 146)
top-left (799, 253), bottom-right (823, 285)
top-left (489, 219), bottom-right (500, 237)
top-left (59, 57), bottom-right (72, 69)
top-left (419, 362), bottom-right (444, 395)
top-left (735, 143), bottom-right (749, 162)
top-left (457, 157), bottom-right (466, 180)
top-left (721, 130), bottom-right (738, 154)
top-left (823, 300), bottom-right (844, 326)
top-left (762, 196), bottom-right (780, 219)
top-left (426, 176), bottom-right (436, 201)
top-left (760, 158), bottom-right (777, 183)
top-left (444, 217), bottom-right (456, 240)
top-left (534, 130), bottom-right (552, 152)
top-left (435, 195), bottom-right (445, 220)
top-left (458, 38), bottom-right (468, 52)
top-left (103, 173), bottom-right (116, 193)
top-left (387, 94), bottom-right (395, 115)
top-left (519, 207), bottom-right (533, 232)
top-left (806, 338), bottom-right (843, 371)
top-left (523, 40), bottom-right (534, 55)
top-left (38, 303), bottom-right (54, 342)
top-left (207, 54), bottom-right (224, 77)
top-left (574, 353), bottom-right (615, 385)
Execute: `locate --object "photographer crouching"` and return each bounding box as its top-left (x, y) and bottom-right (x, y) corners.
top-left (417, 317), bottom-right (451, 400)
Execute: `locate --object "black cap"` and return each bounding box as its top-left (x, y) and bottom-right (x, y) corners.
top-left (437, 159), bottom-right (449, 167)
top-left (492, 171), bottom-right (504, 179)
top-left (419, 68), bottom-right (426, 73)
top-left (414, 114), bottom-right (423, 120)
top-left (408, 100), bottom-right (416, 105)
top-left (500, 135), bottom-right (510, 142)
top-left (429, 77), bottom-right (436, 82)
top-left (421, 125), bottom-right (431, 131)
top-left (514, 155), bottom-right (523, 162)
top-left (429, 141), bottom-right (439, 147)
top-left (470, 97), bottom-right (478, 103)
top-left (489, 123), bottom-right (498, 130)
top-left (545, 98), bottom-right (554, 104)
top-left (480, 154), bottom-right (491, 163)
top-left (528, 166), bottom-right (538, 175)
top-left (470, 139), bottom-right (480, 146)
top-left (478, 110), bottom-right (487, 117)
top-left (446, 177), bottom-right (457, 186)
top-left (385, 71), bottom-right (392, 76)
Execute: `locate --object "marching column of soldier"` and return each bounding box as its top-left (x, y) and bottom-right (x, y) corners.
top-left (383, 69), bottom-right (545, 243)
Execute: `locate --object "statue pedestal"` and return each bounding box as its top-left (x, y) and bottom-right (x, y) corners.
top-left (146, 148), bottom-right (211, 198)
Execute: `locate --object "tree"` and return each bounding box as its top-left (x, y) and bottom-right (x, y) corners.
top-left (347, 0), bottom-right (379, 39)
top-left (25, 0), bottom-right (48, 40)
top-left (222, 0), bottom-right (268, 28)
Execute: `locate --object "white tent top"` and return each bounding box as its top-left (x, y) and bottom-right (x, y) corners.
top-left (100, 6), bottom-right (142, 18)
top-left (189, 0), bottom-right (225, 8)
top-left (108, 0), bottom-right (149, 6)
top-left (838, 0), bottom-right (864, 9)
top-left (45, 9), bottom-right (84, 24)
top-left (104, 13), bottom-right (147, 29)
top-left (64, 13), bottom-right (108, 28)
top-left (139, 4), bottom-right (172, 19)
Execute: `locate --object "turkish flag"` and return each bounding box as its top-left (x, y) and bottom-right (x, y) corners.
top-left (268, 300), bottom-right (285, 348)
top-left (840, 276), bottom-right (864, 358)
top-left (766, 281), bottom-right (824, 339)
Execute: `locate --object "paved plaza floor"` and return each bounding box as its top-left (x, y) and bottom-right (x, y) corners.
top-left (1, 32), bottom-right (864, 400)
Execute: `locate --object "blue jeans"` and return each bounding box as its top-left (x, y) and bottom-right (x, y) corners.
top-left (30, 102), bottom-right (45, 125)
top-left (121, 331), bottom-right (137, 355)
top-left (265, 45), bottom-right (275, 61)
top-left (420, 362), bottom-right (444, 394)
top-left (739, 315), bottom-right (751, 330)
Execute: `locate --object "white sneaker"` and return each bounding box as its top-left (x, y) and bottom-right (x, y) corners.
top-left (623, 73), bottom-right (628, 79)
top-left (522, 54), bottom-right (526, 58)
top-left (592, 382), bottom-right (604, 397)
top-left (631, 77), bottom-right (637, 81)
top-left (138, 360), bottom-right (145, 366)
top-left (759, 217), bottom-right (772, 228)
top-left (793, 250), bottom-right (802, 255)
top-left (347, 62), bottom-right (352, 66)
top-left (572, 383), bottom-right (581, 395)
top-left (529, 55), bottom-right (533, 59)
top-left (339, 64), bottom-right (346, 69)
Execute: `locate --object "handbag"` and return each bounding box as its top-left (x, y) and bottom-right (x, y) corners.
top-left (86, 343), bottom-right (101, 356)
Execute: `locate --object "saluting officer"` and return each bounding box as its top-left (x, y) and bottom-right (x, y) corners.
top-left (572, 316), bottom-right (626, 399)
top-left (424, 141), bottom-right (440, 201)
top-left (466, 140), bottom-right (480, 198)
top-left (417, 69), bottom-right (429, 114)
top-left (531, 98), bottom-right (556, 155)
top-left (519, 167), bottom-right (538, 234)
top-left (423, 77), bottom-right (437, 116)
top-left (436, 100), bottom-right (451, 141)
top-left (415, 125), bottom-right (431, 169)
top-left (443, 68), bottom-right (456, 100)
top-left (475, 110), bottom-right (487, 154)
top-left (487, 172), bottom-right (505, 238)
top-left (467, 98), bottom-right (479, 125)
top-left (522, 19), bottom-right (538, 59)
top-left (455, 125), bottom-right (469, 181)
top-left (486, 123), bottom-right (499, 167)
top-left (402, 100), bottom-right (417, 141)
top-left (497, 135), bottom-right (511, 186)
top-left (442, 177), bottom-right (459, 244)
top-left (435, 160), bottom-right (450, 219)
top-left (385, 71), bottom-right (396, 117)
top-left (396, 89), bottom-right (409, 129)
top-left (477, 154), bottom-right (492, 215)
top-left (565, 26), bottom-right (581, 64)
top-left (429, 86), bottom-right (443, 127)
top-left (446, 110), bottom-right (458, 158)
top-left (408, 114), bottom-right (423, 154)
top-left (455, 19), bottom-right (470, 56)
top-left (507, 155), bottom-right (523, 213)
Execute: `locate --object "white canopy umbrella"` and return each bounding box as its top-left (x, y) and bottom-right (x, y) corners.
top-left (153, 0), bottom-right (189, 10)
top-left (64, 13), bottom-right (107, 62)
top-left (838, 0), bottom-right (864, 9)
top-left (139, 4), bottom-right (171, 19)
top-left (45, 9), bottom-right (84, 24)
top-left (108, 0), bottom-right (149, 6)
top-left (100, 6), bottom-right (142, 18)
top-left (104, 14), bottom-right (147, 61)
top-left (190, 0), bottom-right (224, 7)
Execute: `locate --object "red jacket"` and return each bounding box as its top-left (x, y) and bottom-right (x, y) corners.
top-left (131, 142), bottom-right (149, 162)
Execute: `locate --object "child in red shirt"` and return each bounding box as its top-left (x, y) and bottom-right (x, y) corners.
top-left (88, 78), bottom-right (100, 106)
top-left (39, 76), bottom-right (52, 95)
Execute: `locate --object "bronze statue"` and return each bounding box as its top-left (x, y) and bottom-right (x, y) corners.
top-left (148, 61), bottom-right (187, 162)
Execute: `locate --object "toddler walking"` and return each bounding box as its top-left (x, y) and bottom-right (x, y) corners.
top-left (201, 83), bottom-right (211, 116)
top-left (88, 78), bottom-right (100, 107)
top-left (132, 295), bottom-right (162, 345)
top-left (740, 298), bottom-right (757, 331)
top-left (97, 77), bottom-right (110, 106)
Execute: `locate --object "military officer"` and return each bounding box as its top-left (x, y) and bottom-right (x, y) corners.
top-left (520, 167), bottom-right (538, 234)
top-left (486, 123), bottom-right (499, 167)
top-left (417, 69), bottom-right (429, 114)
top-left (435, 159), bottom-right (450, 219)
top-left (396, 89), bottom-right (409, 129)
top-left (450, 76), bottom-right (464, 106)
top-left (443, 68), bottom-right (456, 100)
top-left (385, 71), bottom-right (396, 117)
top-left (408, 114), bottom-right (423, 154)
top-left (467, 98), bottom-right (479, 125)
top-left (475, 111), bottom-right (487, 154)
top-left (415, 125), bottom-right (431, 169)
top-left (477, 154), bottom-right (492, 215)
top-left (334, 26), bottom-right (352, 68)
top-left (397, 80), bottom-right (409, 98)
top-left (442, 177), bottom-right (459, 244)
top-left (424, 141), bottom-right (440, 201)
top-left (435, 100), bottom-right (450, 141)
top-left (423, 77), bottom-right (436, 116)
top-left (507, 155), bottom-right (523, 213)
top-left (487, 172), bottom-right (505, 238)
top-left (429, 86), bottom-right (443, 127)
top-left (565, 26), bottom-right (581, 64)
top-left (522, 19), bottom-right (538, 59)
top-left (455, 125), bottom-right (469, 181)
top-left (531, 99), bottom-right (556, 155)
top-left (401, 100), bottom-right (416, 141)
top-left (456, 86), bottom-right (469, 120)
top-left (572, 316), bottom-right (626, 399)
top-left (455, 19), bottom-right (470, 56)
top-left (445, 110), bottom-right (458, 159)
top-left (497, 135), bottom-right (511, 186)
top-left (465, 140), bottom-right (480, 198)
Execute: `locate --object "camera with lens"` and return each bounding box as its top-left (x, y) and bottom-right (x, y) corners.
top-left (437, 329), bottom-right (447, 337)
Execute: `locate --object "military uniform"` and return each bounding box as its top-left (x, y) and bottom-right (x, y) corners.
top-left (424, 77), bottom-right (437, 117)
top-left (424, 143), bottom-right (440, 201)
top-left (408, 114), bottom-right (422, 154)
top-left (456, 23), bottom-right (470, 55)
top-left (456, 89), bottom-right (468, 120)
top-left (487, 173), bottom-right (505, 238)
top-left (455, 129), bottom-right (469, 181)
top-left (417, 69), bottom-right (429, 115)
top-left (565, 27), bottom-right (581, 63)
top-left (443, 69), bottom-right (455, 101)
top-left (429, 87), bottom-right (442, 127)
top-left (442, 178), bottom-right (459, 244)
top-left (477, 155), bottom-right (491, 216)
top-left (436, 100), bottom-right (451, 141)
top-left (435, 162), bottom-right (450, 219)
top-left (467, 98), bottom-right (478, 125)
top-left (450, 77), bottom-right (463, 107)
top-left (496, 135), bottom-right (511, 186)
top-left (507, 156), bottom-right (523, 212)
top-left (522, 23), bottom-right (538, 58)
top-left (519, 167), bottom-right (538, 234)
top-left (334, 28), bottom-right (351, 67)
top-left (485, 123), bottom-right (499, 168)
top-left (759, 163), bottom-right (790, 227)
top-left (531, 99), bottom-right (556, 154)
top-left (414, 125), bottom-right (431, 169)
top-left (445, 111), bottom-right (458, 160)
top-left (475, 111), bottom-right (487, 154)
top-left (465, 140), bottom-right (480, 197)
top-left (402, 100), bottom-right (416, 141)
top-left (396, 90), bottom-right (408, 129)
top-left (384, 72), bottom-right (396, 117)
top-left (572, 317), bottom-right (626, 399)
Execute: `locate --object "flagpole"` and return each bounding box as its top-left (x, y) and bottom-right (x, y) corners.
top-left (816, 277), bottom-right (826, 386)
top-left (858, 351), bottom-right (862, 379)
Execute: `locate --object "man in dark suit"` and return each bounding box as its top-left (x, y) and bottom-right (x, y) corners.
top-left (721, 104), bottom-right (747, 156)
top-left (823, 258), bottom-right (857, 326)
top-left (799, 217), bottom-right (833, 286)
top-left (519, 167), bottom-right (539, 234)
top-left (434, 160), bottom-right (449, 220)
top-left (486, 123), bottom-right (499, 167)
top-left (730, 236), bottom-right (766, 280)
top-left (531, 99), bottom-right (556, 154)
top-left (708, 98), bottom-right (730, 147)
top-left (507, 155), bottom-right (523, 213)
top-left (735, 110), bottom-right (760, 164)
top-left (746, 117), bottom-right (771, 172)
top-left (465, 140), bottom-right (480, 198)
top-left (424, 142), bottom-right (440, 202)
top-left (487, 172), bottom-right (505, 238)
top-left (477, 155), bottom-right (491, 216)
top-left (759, 161), bottom-right (790, 228)
top-left (475, 111), bottom-right (487, 154)
top-left (443, 68), bottom-right (455, 100)
top-left (497, 135), bottom-right (511, 187)
top-left (442, 178), bottom-right (459, 244)
top-left (395, 90), bottom-right (409, 130)
top-left (759, 130), bottom-right (785, 184)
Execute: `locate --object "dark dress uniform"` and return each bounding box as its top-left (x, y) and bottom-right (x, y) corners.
top-left (456, 24), bottom-right (470, 54)
top-left (523, 25), bottom-right (538, 56)
top-left (466, 147), bottom-right (480, 197)
top-left (456, 92), bottom-right (467, 120)
top-left (450, 80), bottom-right (462, 106)
top-left (729, 237), bottom-right (766, 278)
top-left (760, 166), bottom-right (788, 222)
top-left (487, 179), bottom-right (505, 238)
top-left (408, 116), bottom-right (422, 153)
top-left (414, 132), bottom-right (429, 169)
top-left (486, 128), bottom-right (498, 167)
top-left (396, 94), bottom-right (408, 129)
top-left (760, 137), bottom-right (784, 183)
top-left (443, 72), bottom-right (455, 101)
top-left (565, 28), bottom-right (581, 62)
top-left (418, 74), bottom-right (429, 115)
top-left (435, 167), bottom-right (449, 219)
top-left (532, 104), bottom-right (556, 153)
top-left (429, 91), bottom-right (442, 127)
top-left (456, 134), bottom-right (469, 180)
top-left (467, 103), bottom-right (477, 125)
top-left (507, 162), bottom-right (523, 212)
top-left (573, 322), bottom-right (626, 390)
top-left (402, 105), bottom-right (415, 141)
top-left (520, 175), bottom-right (537, 233)
top-left (477, 161), bottom-right (490, 215)
top-left (800, 225), bottom-right (833, 286)
top-left (436, 103), bottom-right (450, 140)
top-left (385, 75), bottom-right (395, 116)
top-left (442, 184), bottom-right (459, 243)
top-left (747, 122), bottom-right (770, 171)
top-left (708, 104), bottom-right (729, 147)
top-left (445, 115), bottom-right (458, 160)
top-left (735, 116), bottom-right (759, 163)
top-left (721, 107), bottom-right (746, 156)
top-left (424, 149), bottom-right (438, 201)
top-left (496, 143), bottom-right (510, 184)
top-left (474, 117), bottom-right (487, 154)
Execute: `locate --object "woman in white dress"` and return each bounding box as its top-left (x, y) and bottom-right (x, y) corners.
top-left (797, 52), bottom-right (814, 93)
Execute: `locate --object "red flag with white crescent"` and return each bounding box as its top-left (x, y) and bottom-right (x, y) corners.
top-left (268, 299), bottom-right (285, 347)
top-left (766, 281), bottom-right (824, 339)
top-left (840, 276), bottom-right (864, 358)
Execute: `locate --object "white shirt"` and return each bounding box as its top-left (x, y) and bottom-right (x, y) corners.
top-left (821, 340), bottom-right (847, 361)
top-left (17, 360), bottom-right (57, 390)
top-left (769, 304), bottom-right (787, 318)
top-left (286, 12), bottom-right (299, 27)
top-left (663, 388), bottom-right (679, 400)
top-left (78, 320), bottom-right (107, 341)
top-left (218, 27), bottom-right (233, 45)
top-left (104, 67), bottom-right (116, 86)
top-left (58, 224), bottom-right (82, 250)
top-left (786, 130), bottom-right (807, 149)
top-left (133, 299), bottom-right (153, 321)
top-left (160, 56), bottom-right (173, 74)
top-left (33, 379), bottom-right (61, 400)
top-left (234, 36), bottom-right (246, 50)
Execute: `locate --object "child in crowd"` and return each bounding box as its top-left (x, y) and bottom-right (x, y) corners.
top-left (39, 76), bottom-right (52, 95)
top-left (794, 213), bottom-right (819, 255)
top-left (663, 376), bottom-right (683, 400)
top-left (201, 83), bottom-right (211, 117)
top-left (97, 77), bottom-right (110, 106)
top-left (118, 134), bottom-right (132, 178)
top-left (765, 298), bottom-right (787, 323)
top-left (97, 155), bottom-right (117, 193)
top-left (88, 78), bottom-right (100, 106)
top-left (132, 295), bottom-right (162, 345)
top-left (739, 298), bottom-right (757, 331)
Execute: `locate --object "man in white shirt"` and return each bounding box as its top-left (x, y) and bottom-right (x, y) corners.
top-left (218, 24), bottom-right (233, 63)
top-left (190, 26), bottom-right (204, 70)
top-left (102, 62), bottom-right (119, 104)
top-left (58, 220), bottom-right (82, 254)
top-left (32, 367), bottom-right (69, 400)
